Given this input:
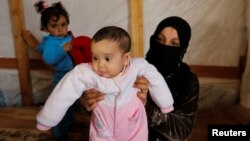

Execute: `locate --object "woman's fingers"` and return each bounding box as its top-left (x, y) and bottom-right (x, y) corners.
top-left (134, 76), bottom-right (149, 88)
top-left (85, 102), bottom-right (97, 112)
top-left (134, 76), bottom-right (149, 105)
top-left (80, 88), bottom-right (104, 111)
top-left (135, 76), bottom-right (149, 84)
top-left (137, 91), bottom-right (148, 105)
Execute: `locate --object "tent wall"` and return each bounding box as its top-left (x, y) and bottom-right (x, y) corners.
top-left (240, 0), bottom-right (250, 108)
top-left (0, 0), bottom-right (249, 108)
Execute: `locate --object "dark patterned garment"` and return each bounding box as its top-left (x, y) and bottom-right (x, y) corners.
top-left (145, 16), bottom-right (199, 141)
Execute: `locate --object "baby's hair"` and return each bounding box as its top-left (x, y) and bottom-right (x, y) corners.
top-left (92, 26), bottom-right (131, 53)
top-left (34, 0), bottom-right (69, 31)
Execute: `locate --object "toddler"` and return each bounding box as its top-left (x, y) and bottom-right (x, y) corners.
top-left (33, 1), bottom-right (91, 140)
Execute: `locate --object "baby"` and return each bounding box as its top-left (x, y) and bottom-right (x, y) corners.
top-left (36, 26), bottom-right (174, 141)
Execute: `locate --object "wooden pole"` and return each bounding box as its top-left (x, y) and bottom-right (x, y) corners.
top-left (240, 41), bottom-right (250, 108)
top-left (240, 2), bottom-right (250, 109)
top-left (9, 0), bottom-right (33, 106)
top-left (129, 0), bottom-right (144, 57)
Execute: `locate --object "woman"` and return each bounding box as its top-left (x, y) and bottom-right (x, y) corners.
top-left (144, 16), bottom-right (199, 140)
top-left (82, 16), bottom-right (199, 141)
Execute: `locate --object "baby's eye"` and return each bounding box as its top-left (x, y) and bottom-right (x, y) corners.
top-left (93, 56), bottom-right (98, 61)
top-left (105, 57), bottom-right (111, 62)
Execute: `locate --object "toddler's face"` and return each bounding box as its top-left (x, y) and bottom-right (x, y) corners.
top-left (45, 15), bottom-right (69, 37)
top-left (91, 39), bottom-right (130, 78)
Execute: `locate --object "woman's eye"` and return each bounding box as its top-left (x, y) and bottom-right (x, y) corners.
top-left (156, 37), bottom-right (163, 42)
top-left (172, 42), bottom-right (180, 46)
top-left (156, 37), bottom-right (165, 44)
top-left (172, 41), bottom-right (180, 46)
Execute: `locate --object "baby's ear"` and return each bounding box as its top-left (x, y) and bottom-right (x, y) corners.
top-left (123, 52), bottom-right (132, 65)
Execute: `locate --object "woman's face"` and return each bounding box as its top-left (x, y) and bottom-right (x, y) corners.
top-left (156, 27), bottom-right (180, 47)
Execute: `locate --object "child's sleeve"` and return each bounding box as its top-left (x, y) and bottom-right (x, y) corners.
top-left (37, 37), bottom-right (69, 65)
top-left (138, 59), bottom-right (174, 113)
top-left (36, 64), bottom-right (94, 130)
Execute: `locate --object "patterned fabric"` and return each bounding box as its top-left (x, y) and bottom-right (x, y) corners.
top-left (0, 91), bottom-right (6, 107)
top-left (0, 128), bottom-right (54, 141)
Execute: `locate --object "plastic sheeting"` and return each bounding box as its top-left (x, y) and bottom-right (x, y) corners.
top-left (0, 0), bottom-right (245, 65)
top-left (240, 0), bottom-right (250, 108)
top-left (0, 70), bottom-right (53, 106)
top-left (0, 0), bottom-right (249, 108)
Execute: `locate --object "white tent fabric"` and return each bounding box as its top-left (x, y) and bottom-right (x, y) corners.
top-left (0, 0), bottom-right (249, 108)
top-left (144, 0), bottom-right (246, 66)
top-left (240, 0), bottom-right (250, 108)
top-left (21, 0), bottom-right (246, 66)
top-left (0, 0), bottom-right (246, 65)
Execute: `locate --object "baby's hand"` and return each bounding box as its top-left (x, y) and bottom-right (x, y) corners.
top-left (63, 42), bottom-right (72, 52)
top-left (36, 123), bottom-right (51, 131)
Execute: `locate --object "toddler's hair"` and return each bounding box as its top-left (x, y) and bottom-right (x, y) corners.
top-left (34, 0), bottom-right (69, 31)
top-left (92, 26), bottom-right (131, 53)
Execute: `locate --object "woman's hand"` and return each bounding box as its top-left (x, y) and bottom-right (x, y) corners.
top-left (80, 88), bottom-right (104, 112)
top-left (134, 76), bottom-right (149, 105)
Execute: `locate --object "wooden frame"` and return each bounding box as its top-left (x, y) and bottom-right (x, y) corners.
top-left (129, 0), bottom-right (144, 57)
top-left (8, 0), bottom-right (32, 106)
top-left (0, 58), bottom-right (52, 70)
top-left (0, 58), bottom-right (243, 79)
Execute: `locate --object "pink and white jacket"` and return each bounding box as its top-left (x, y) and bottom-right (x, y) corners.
top-left (36, 58), bottom-right (174, 141)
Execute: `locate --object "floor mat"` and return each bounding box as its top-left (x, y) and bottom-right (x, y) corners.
top-left (0, 128), bottom-right (54, 141)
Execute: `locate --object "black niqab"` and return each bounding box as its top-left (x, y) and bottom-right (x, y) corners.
top-left (146, 16), bottom-right (191, 78)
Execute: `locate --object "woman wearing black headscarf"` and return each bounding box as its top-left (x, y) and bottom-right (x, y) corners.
top-left (145, 16), bottom-right (199, 140)
top-left (81, 16), bottom-right (199, 141)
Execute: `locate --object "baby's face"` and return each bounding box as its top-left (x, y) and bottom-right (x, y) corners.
top-left (91, 39), bottom-right (129, 78)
